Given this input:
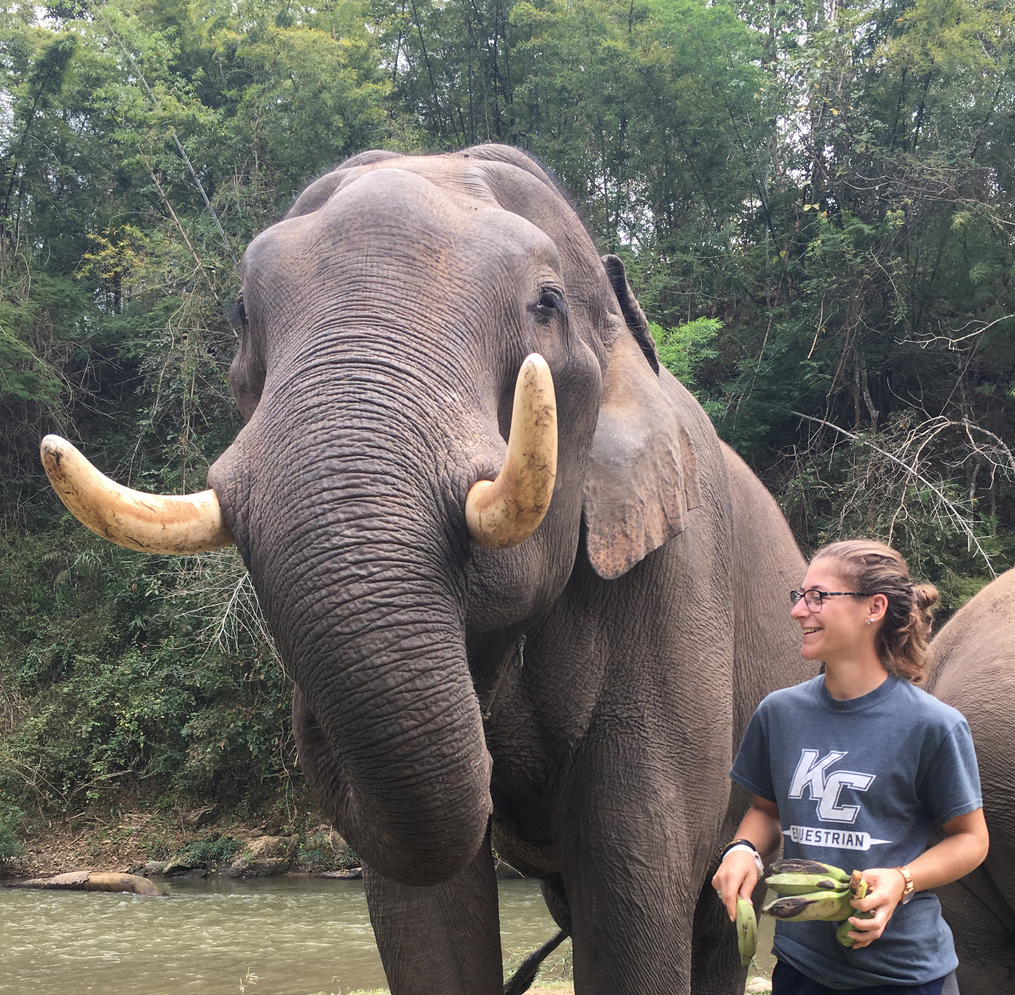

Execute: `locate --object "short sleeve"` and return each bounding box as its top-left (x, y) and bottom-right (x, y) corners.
top-left (918, 718), bottom-right (983, 824)
top-left (730, 704), bottom-right (776, 803)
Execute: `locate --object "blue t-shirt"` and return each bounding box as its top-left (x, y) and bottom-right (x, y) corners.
top-left (731, 675), bottom-right (982, 990)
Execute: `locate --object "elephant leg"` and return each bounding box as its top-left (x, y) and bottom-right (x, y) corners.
top-left (363, 828), bottom-right (503, 995)
top-left (690, 785), bottom-right (772, 993)
top-left (553, 765), bottom-right (730, 994)
top-left (690, 868), bottom-right (766, 995)
top-left (936, 877), bottom-right (1015, 995)
top-left (561, 836), bottom-right (697, 993)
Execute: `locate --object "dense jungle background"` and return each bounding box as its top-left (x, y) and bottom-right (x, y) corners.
top-left (1, 0), bottom-right (1013, 864)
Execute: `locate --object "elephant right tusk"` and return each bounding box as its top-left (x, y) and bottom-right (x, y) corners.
top-left (40, 435), bottom-right (234, 554)
top-left (465, 354), bottom-right (557, 549)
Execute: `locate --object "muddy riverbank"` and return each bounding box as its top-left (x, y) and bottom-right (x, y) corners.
top-left (1, 804), bottom-right (356, 881)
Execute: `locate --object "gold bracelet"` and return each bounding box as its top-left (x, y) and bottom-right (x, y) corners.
top-left (894, 864), bottom-right (915, 904)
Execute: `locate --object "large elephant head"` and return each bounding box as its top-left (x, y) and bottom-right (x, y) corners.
top-left (41, 145), bottom-right (700, 885)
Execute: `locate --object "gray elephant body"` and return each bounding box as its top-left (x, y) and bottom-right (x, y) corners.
top-left (927, 568), bottom-right (1015, 993)
top-left (208, 146), bottom-right (807, 994)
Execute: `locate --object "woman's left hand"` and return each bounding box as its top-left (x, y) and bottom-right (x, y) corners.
top-left (844, 810), bottom-right (990, 949)
top-left (840, 866), bottom-right (907, 949)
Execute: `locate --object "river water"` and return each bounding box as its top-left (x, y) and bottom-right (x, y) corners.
top-left (0, 876), bottom-right (571, 995)
top-left (0, 875), bottom-right (778, 994)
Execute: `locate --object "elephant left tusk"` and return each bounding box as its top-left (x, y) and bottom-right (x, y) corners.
top-left (465, 354), bottom-right (557, 549)
top-left (40, 434), bottom-right (234, 554)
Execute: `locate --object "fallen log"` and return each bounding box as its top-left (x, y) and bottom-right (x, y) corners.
top-left (6, 870), bottom-right (167, 897)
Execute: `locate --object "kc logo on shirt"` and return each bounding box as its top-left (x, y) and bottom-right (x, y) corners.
top-left (789, 749), bottom-right (874, 823)
top-left (783, 750), bottom-right (891, 850)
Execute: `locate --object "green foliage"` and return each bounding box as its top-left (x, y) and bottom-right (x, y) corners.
top-left (297, 831), bottom-right (359, 868)
top-left (0, 529), bottom-right (294, 814)
top-left (777, 410), bottom-right (1014, 599)
top-left (652, 318), bottom-right (721, 393)
top-left (143, 836), bottom-right (173, 861)
top-left (297, 831), bottom-right (333, 867)
top-left (380, 0), bottom-right (516, 148)
top-left (1, 0), bottom-right (1012, 833)
top-left (0, 799), bottom-right (25, 866)
top-left (177, 835), bottom-right (240, 865)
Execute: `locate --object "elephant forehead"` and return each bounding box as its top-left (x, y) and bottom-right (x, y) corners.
top-left (286, 151), bottom-right (502, 218)
top-left (289, 149), bottom-right (546, 219)
top-left (244, 166), bottom-right (562, 286)
top-left (335, 154), bottom-right (508, 209)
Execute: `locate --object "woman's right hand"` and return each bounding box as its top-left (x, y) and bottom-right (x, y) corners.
top-left (712, 849), bottom-right (760, 923)
top-left (714, 796), bottom-right (782, 922)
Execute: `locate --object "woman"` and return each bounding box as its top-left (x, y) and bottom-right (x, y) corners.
top-left (713, 540), bottom-right (988, 994)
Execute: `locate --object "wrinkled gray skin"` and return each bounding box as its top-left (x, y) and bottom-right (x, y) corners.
top-left (207, 145), bottom-right (807, 995)
top-left (926, 568), bottom-right (1015, 994)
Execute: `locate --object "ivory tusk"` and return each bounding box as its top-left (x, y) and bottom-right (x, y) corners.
top-left (466, 354), bottom-right (557, 549)
top-left (40, 435), bottom-right (233, 554)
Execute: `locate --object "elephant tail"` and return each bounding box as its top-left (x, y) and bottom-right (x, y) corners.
top-left (503, 929), bottom-right (569, 995)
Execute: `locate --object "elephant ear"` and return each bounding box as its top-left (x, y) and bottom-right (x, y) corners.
top-left (601, 254), bottom-right (660, 375)
top-left (583, 256), bottom-right (702, 581)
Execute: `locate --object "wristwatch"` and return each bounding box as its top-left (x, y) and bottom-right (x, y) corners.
top-left (894, 864), bottom-right (915, 904)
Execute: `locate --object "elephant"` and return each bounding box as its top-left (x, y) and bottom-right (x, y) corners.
top-left (41, 144), bottom-right (808, 995)
top-left (925, 567), bottom-right (1015, 994)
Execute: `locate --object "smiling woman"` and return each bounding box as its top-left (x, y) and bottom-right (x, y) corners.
top-left (788, 558), bottom-right (888, 685)
top-left (714, 540), bottom-right (989, 995)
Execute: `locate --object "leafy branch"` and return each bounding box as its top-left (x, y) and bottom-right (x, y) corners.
top-left (792, 411), bottom-right (1003, 576)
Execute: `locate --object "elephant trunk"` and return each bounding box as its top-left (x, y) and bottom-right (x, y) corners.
top-left (208, 419), bottom-right (491, 886)
top-left (290, 614), bottom-right (492, 886)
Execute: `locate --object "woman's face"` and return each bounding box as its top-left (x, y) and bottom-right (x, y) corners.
top-left (791, 558), bottom-right (877, 665)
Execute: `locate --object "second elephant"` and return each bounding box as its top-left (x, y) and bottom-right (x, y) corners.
top-left (927, 567), bottom-right (1015, 993)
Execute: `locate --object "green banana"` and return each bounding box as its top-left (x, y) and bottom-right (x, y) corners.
top-left (768, 859), bottom-right (851, 885)
top-left (762, 890), bottom-right (854, 922)
top-left (837, 871), bottom-right (873, 947)
top-left (836, 910), bottom-right (874, 947)
top-left (736, 898), bottom-right (758, 966)
top-left (765, 872), bottom-right (849, 896)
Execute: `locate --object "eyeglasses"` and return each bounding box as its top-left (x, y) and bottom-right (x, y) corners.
top-left (790, 589), bottom-right (866, 612)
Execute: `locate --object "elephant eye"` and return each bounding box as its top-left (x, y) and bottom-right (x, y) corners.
top-left (531, 289), bottom-right (567, 324)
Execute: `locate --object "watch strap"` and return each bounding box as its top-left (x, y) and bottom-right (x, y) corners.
top-left (722, 839), bottom-right (764, 877)
top-left (721, 838), bottom-right (757, 860)
top-left (894, 864), bottom-right (915, 904)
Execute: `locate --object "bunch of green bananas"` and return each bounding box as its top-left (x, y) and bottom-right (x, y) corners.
top-left (761, 859), bottom-right (874, 946)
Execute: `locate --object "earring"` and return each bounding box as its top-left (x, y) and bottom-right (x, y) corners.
top-left (865, 619), bottom-right (872, 626)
